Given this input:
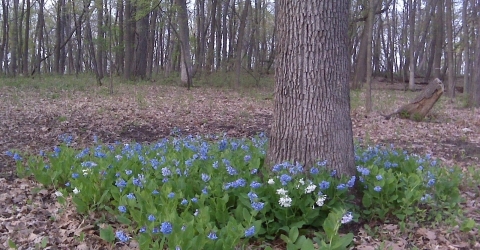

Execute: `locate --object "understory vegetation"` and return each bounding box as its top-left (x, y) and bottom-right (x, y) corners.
top-left (6, 130), bottom-right (469, 250)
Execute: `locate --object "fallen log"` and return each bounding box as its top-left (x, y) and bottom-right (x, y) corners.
top-left (382, 78), bottom-right (444, 120)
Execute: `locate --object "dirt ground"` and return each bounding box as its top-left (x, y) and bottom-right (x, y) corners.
top-left (0, 80), bottom-right (479, 249)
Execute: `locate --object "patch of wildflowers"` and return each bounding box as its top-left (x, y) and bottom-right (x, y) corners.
top-left (161, 167), bottom-right (172, 177)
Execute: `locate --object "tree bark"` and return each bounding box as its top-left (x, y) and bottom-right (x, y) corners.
top-left (267, 0), bottom-right (355, 175)
top-left (235, 0), bottom-right (251, 87)
top-left (175, 0), bottom-right (193, 87)
top-left (22, 0), bottom-right (31, 76)
top-left (124, 0), bottom-right (135, 80)
top-left (366, 0), bottom-right (376, 112)
top-left (446, 0), bottom-right (455, 99)
top-left (408, 0), bottom-right (416, 90)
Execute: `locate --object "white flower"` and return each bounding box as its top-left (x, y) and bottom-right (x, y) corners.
top-left (73, 187), bottom-right (80, 194)
top-left (299, 178), bottom-right (305, 185)
top-left (54, 191), bottom-right (63, 197)
top-left (82, 169), bottom-right (91, 176)
top-left (194, 209), bottom-right (199, 216)
top-left (268, 179), bottom-right (275, 185)
top-left (276, 188), bottom-right (288, 195)
top-left (305, 184), bottom-right (317, 194)
top-left (115, 155), bottom-right (123, 160)
top-left (315, 195), bottom-right (327, 207)
top-left (341, 212), bottom-right (353, 224)
top-left (278, 195), bottom-right (292, 207)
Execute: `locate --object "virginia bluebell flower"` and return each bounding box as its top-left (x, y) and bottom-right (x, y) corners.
top-left (127, 193), bottom-right (136, 200)
top-left (152, 189), bottom-right (160, 195)
top-left (139, 226), bottom-right (146, 233)
top-left (207, 231), bottom-right (218, 240)
top-left (148, 214), bottom-right (156, 221)
top-left (337, 184), bottom-right (347, 190)
top-left (125, 169), bottom-right (132, 175)
top-left (319, 181), bottom-right (330, 190)
top-left (251, 202), bottom-right (264, 211)
top-left (310, 167), bottom-right (320, 175)
top-left (72, 173), bottom-right (79, 179)
top-left (226, 166), bottom-right (238, 176)
top-left (374, 186), bottom-right (382, 192)
top-left (191, 197), bottom-right (198, 203)
top-left (279, 174), bottom-right (292, 185)
top-left (115, 231), bottom-right (130, 242)
top-left (244, 226), bottom-right (256, 237)
top-left (376, 175), bottom-right (383, 181)
top-left (168, 192), bottom-right (175, 199)
top-left (250, 168), bottom-right (258, 174)
top-left (250, 181), bottom-right (262, 189)
top-left (181, 199), bottom-right (188, 205)
top-left (201, 173), bottom-right (210, 182)
top-left (347, 176), bottom-right (356, 188)
top-left (160, 222), bottom-right (173, 234)
top-left (118, 206), bottom-right (127, 213)
top-left (244, 155), bottom-right (251, 162)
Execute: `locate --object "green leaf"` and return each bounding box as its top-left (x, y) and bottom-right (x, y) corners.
top-left (72, 196), bottom-right (88, 214)
top-left (8, 238), bottom-right (18, 249)
top-left (99, 226), bottom-right (115, 243)
top-left (280, 234), bottom-right (292, 244)
top-left (362, 194), bottom-right (372, 207)
top-left (242, 207), bottom-right (251, 221)
top-left (331, 233), bottom-right (354, 250)
top-left (460, 219), bottom-right (476, 232)
top-left (289, 226), bottom-right (299, 242)
top-left (299, 238), bottom-right (315, 250)
top-left (116, 215), bottom-right (131, 225)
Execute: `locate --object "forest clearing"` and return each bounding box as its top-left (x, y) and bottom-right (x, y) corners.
top-left (0, 76), bottom-right (479, 249)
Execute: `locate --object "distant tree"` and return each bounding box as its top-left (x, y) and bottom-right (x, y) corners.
top-left (267, 0), bottom-right (355, 175)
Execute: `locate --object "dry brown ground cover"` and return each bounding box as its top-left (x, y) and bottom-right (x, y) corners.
top-left (0, 77), bottom-right (479, 249)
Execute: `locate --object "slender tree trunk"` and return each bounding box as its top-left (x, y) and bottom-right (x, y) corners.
top-left (124, 0), bottom-right (135, 80)
top-left (11, 0), bottom-right (20, 76)
top-left (35, 0), bottom-right (45, 75)
top-left (175, 0), bottom-right (193, 87)
top-left (463, 0), bottom-right (471, 103)
top-left (446, 0), bottom-right (455, 99)
top-left (267, 0), bottom-right (355, 175)
top-left (366, 0), bottom-right (376, 112)
top-left (235, 0), bottom-right (251, 87)
top-left (96, 0), bottom-right (104, 79)
top-left (0, 0), bottom-right (8, 73)
top-left (147, 8), bottom-right (158, 79)
top-left (22, 0), bottom-right (31, 76)
top-left (206, 0), bottom-right (217, 73)
top-left (408, 0), bottom-right (416, 90)
top-left (72, 0), bottom-right (82, 75)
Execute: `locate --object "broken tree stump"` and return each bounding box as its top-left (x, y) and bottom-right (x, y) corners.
top-left (382, 78), bottom-right (444, 120)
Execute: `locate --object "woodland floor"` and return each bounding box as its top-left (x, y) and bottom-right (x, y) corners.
top-left (0, 77), bottom-right (479, 249)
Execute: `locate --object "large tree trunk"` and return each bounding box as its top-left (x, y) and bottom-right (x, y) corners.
top-left (267, 0), bottom-right (355, 176)
top-left (383, 78), bottom-right (444, 120)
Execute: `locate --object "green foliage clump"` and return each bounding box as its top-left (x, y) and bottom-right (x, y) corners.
top-left (7, 132), bottom-right (464, 249)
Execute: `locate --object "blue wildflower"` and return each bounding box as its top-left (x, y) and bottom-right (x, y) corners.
top-left (310, 167), bottom-right (320, 175)
top-left (226, 166), bottom-right (238, 176)
top-left (152, 189), bottom-right (160, 195)
top-left (330, 170), bottom-right (337, 177)
top-left (417, 166), bottom-right (424, 171)
top-left (244, 226), bottom-right (255, 237)
top-left (212, 161), bottom-right (219, 169)
top-left (118, 206), bottom-right (127, 213)
top-left (126, 193), bottom-right (136, 200)
top-left (162, 177), bottom-right (169, 183)
top-left (202, 186), bottom-right (208, 194)
top-left (201, 173), bottom-right (210, 182)
top-left (44, 165), bottom-right (50, 170)
top-left (247, 192), bottom-right (258, 202)
top-left (319, 181), bottom-right (330, 190)
top-left (191, 197), bottom-right (198, 203)
top-left (60, 134), bottom-right (73, 145)
top-left (279, 174), bottom-right (292, 185)
top-left (160, 222), bottom-right (173, 234)
top-left (65, 182), bottom-right (70, 187)
top-left (251, 202), bottom-right (264, 211)
top-left (250, 181), bottom-right (262, 189)
top-left (12, 153), bottom-right (22, 161)
top-left (337, 184), bottom-right (347, 190)
top-left (139, 226), bottom-right (146, 233)
top-left (426, 178), bottom-right (436, 187)
top-left (125, 169), bottom-right (132, 175)
top-left (115, 231), bottom-right (130, 242)
top-left (148, 214), bottom-right (156, 221)
top-left (250, 168), bottom-right (258, 174)
top-left (421, 194), bottom-right (432, 202)
top-left (152, 227), bottom-right (160, 234)
top-left (168, 192), bottom-right (175, 199)
top-left (115, 179), bottom-right (127, 191)
top-left (233, 178), bottom-right (247, 188)
top-left (207, 231), bottom-right (218, 240)
top-left (376, 175), bottom-right (383, 181)
top-left (72, 173), bottom-right (79, 179)
top-left (181, 199), bottom-right (188, 205)
top-left (374, 186), bottom-right (382, 192)
top-left (162, 167), bottom-right (172, 177)
top-left (244, 155), bottom-right (251, 162)
top-left (347, 176), bottom-right (356, 188)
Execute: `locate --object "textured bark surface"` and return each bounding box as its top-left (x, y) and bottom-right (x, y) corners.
top-left (267, 0), bottom-right (355, 176)
top-left (383, 78), bottom-right (444, 120)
